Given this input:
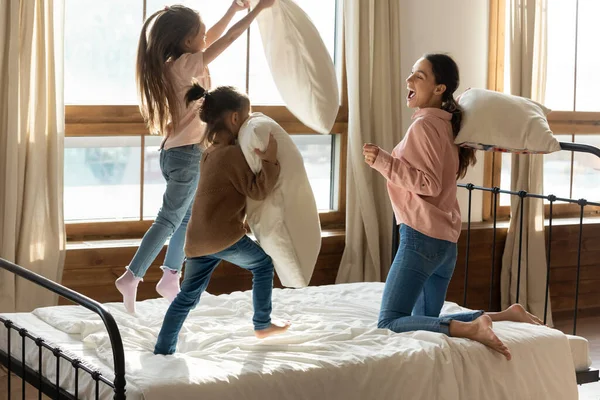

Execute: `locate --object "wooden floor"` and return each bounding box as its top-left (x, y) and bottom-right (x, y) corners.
top-left (0, 365), bottom-right (51, 399)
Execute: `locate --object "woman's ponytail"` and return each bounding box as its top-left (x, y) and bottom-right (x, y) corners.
top-left (425, 53), bottom-right (477, 179)
top-left (442, 96), bottom-right (475, 179)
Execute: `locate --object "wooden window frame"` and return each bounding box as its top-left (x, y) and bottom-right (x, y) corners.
top-left (65, 105), bottom-right (348, 240)
top-left (64, 3), bottom-right (349, 241)
top-left (483, 0), bottom-right (600, 222)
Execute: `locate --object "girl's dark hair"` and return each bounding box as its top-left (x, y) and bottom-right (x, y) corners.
top-left (424, 53), bottom-right (476, 179)
top-left (185, 83), bottom-right (250, 146)
top-left (136, 5), bottom-right (202, 135)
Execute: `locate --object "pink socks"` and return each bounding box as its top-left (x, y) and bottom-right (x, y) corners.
top-left (115, 267), bottom-right (180, 313)
top-left (115, 269), bottom-right (142, 314)
top-left (156, 267), bottom-right (181, 303)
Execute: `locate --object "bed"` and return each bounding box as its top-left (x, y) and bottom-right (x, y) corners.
top-left (1, 142), bottom-right (599, 400)
top-left (0, 281), bottom-right (592, 400)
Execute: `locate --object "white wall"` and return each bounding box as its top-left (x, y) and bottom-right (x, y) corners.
top-left (399, 0), bottom-right (489, 222)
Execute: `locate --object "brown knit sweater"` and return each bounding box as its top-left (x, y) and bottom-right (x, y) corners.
top-left (184, 143), bottom-right (280, 258)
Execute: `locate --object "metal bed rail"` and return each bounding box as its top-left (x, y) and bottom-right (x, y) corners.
top-left (0, 258), bottom-right (126, 399)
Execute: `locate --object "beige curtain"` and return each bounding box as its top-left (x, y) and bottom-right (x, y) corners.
top-left (501, 0), bottom-right (552, 325)
top-left (0, 0), bottom-right (66, 313)
top-left (336, 0), bottom-right (403, 283)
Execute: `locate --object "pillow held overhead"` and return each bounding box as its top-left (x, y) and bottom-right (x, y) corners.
top-left (455, 88), bottom-right (561, 154)
top-left (250, 0), bottom-right (339, 134)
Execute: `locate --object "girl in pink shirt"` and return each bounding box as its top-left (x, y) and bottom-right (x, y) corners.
top-left (116, 1), bottom-right (275, 314)
top-left (363, 54), bottom-right (542, 360)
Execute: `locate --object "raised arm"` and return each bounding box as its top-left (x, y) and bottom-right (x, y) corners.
top-left (203, 0), bottom-right (275, 66)
top-left (205, 1), bottom-right (249, 48)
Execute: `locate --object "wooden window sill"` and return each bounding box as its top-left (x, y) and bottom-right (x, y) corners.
top-left (66, 228), bottom-right (345, 250)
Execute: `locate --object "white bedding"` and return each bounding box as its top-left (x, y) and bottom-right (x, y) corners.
top-left (1, 282), bottom-right (583, 400)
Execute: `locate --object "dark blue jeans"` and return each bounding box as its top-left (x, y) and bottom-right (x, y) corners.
top-left (378, 224), bottom-right (483, 335)
top-left (154, 236), bottom-right (274, 355)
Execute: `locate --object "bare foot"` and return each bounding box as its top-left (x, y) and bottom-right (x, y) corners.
top-left (489, 304), bottom-right (543, 325)
top-left (507, 304), bottom-right (543, 325)
top-left (471, 315), bottom-right (511, 360)
top-left (254, 321), bottom-right (291, 339)
top-left (451, 315), bottom-right (511, 360)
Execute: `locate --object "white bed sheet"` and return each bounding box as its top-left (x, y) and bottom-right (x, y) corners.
top-left (0, 312), bottom-right (143, 399)
top-left (440, 302), bottom-right (592, 372)
top-left (0, 282), bottom-right (583, 400)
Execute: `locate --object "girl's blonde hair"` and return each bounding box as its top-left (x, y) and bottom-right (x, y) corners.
top-left (136, 5), bottom-right (202, 135)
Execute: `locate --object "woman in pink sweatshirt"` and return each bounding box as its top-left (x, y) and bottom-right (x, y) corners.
top-left (363, 54), bottom-right (542, 360)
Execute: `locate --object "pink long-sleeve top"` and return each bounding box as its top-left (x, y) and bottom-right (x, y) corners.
top-left (371, 107), bottom-right (462, 243)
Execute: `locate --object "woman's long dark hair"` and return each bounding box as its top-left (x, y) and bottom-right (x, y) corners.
top-left (424, 53), bottom-right (476, 179)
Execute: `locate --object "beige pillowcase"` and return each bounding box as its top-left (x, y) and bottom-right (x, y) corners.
top-left (238, 113), bottom-right (321, 288)
top-left (251, 0), bottom-right (340, 134)
top-left (455, 88), bottom-right (561, 154)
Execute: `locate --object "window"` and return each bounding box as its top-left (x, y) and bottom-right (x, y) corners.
top-left (486, 0), bottom-right (600, 219)
top-left (64, 0), bottom-right (347, 238)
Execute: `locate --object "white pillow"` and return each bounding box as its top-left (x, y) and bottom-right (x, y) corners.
top-left (250, 0), bottom-right (339, 134)
top-left (238, 112), bottom-right (321, 288)
top-left (455, 88), bottom-right (561, 154)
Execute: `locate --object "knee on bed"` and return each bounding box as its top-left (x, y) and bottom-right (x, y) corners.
top-left (377, 318), bottom-right (391, 330)
top-left (191, 295), bottom-right (202, 309)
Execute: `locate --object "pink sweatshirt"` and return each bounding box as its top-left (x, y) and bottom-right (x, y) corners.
top-left (371, 108), bottom-right (462, 243)
top-left (161, 51), bottom-right (212, 150)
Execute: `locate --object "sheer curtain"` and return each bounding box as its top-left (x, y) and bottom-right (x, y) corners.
top-left (0, 0), bottom-right (66, 313)
top-left (501, 0), bottom-right (552, 325)
top-left (336, 0), bottom-right (403, 283)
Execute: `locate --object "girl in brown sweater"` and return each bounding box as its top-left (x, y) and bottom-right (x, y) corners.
top-left (154, 84), bottom-right (290, 355)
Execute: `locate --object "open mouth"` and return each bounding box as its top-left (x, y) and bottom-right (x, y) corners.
top-left (407, 89), bottom-right (416, 101)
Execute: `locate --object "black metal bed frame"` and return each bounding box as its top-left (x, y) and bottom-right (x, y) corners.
top-left (0, 260), bottom-right (126, 399)
top-left (1, 142), bottom-right (599, 399)
top-left (391, 142), bottom-right (600, 385)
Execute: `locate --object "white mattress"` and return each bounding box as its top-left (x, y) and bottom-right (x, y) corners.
top-left (0, 282), bottom-right (586, 400)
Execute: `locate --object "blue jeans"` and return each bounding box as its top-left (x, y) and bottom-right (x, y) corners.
top-left (154, 236), bottom-right (274, 355)
top-left (378, 224), bottom-right (483, 335)
top-left (128, 144), bottom-right (202, 278)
